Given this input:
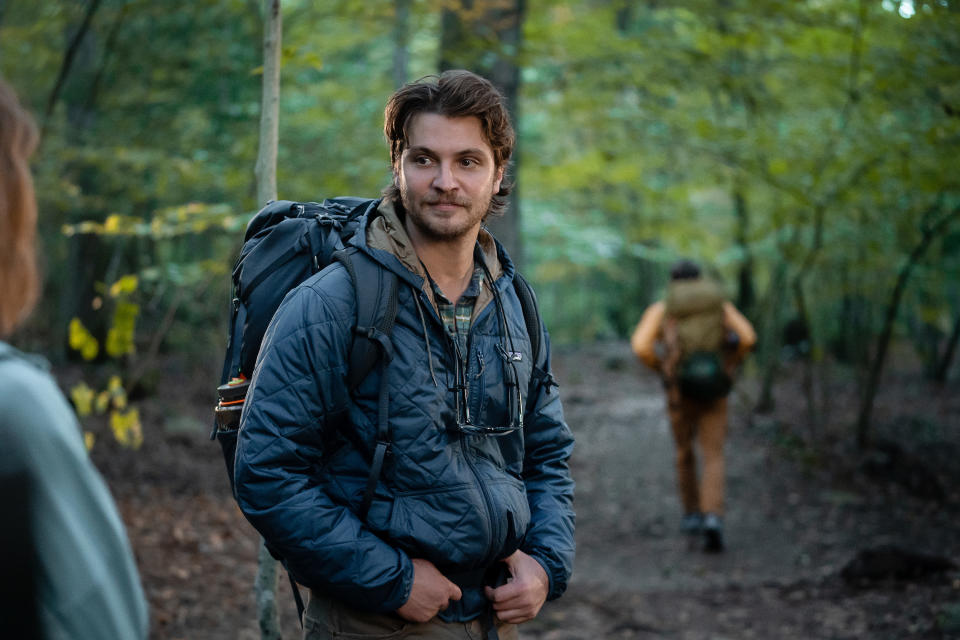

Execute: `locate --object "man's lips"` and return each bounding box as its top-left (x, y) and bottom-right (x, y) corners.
top-left (424, 200), bottom-right (468, 210)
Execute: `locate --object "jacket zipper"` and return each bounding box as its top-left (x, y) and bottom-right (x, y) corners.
top-left (463, 319), bottom-right (502, 566)
top-left (422, 289), bottom-right (502, 565)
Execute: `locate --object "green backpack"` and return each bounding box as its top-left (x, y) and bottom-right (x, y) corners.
top-left (664, 278), bottom-right (731, 401)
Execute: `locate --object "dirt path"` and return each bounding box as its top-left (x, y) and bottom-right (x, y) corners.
top-left (524, 342), bottom-right (960, 639)
top-left (560, 341), bottom-right (832, 593)
top-left (95, 342), bottom-right (960, 639)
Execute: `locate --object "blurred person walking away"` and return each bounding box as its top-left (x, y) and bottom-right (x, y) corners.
top-left (0, 77), bottom-right (149, 639)
top-left (630, 259), bottom-right (755, 552)
top-left (232, 70), bottom-right (575, 640)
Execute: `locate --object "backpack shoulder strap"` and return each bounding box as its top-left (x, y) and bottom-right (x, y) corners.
top-left (512, 272), bottom-right (541, 365)
top-left (661, 314), bottom-right (682, 384)
top-left (513, 272), bottom-right (557, 394)
top-left (332, 247), bottom-right (398, 520)
top-left (334, 248), bottom-right (398, 388)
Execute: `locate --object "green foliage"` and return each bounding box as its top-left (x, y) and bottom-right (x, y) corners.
top-left (519, 0), bottom-right (960, 351)
top-left (2, 0), bottom-right (959, 419)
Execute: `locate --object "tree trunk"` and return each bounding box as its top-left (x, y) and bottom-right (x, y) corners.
top-left (254, 2), bottom-right (284, 638)
top-left (50, 1), bottom-right (106, 361)
top-left (255, 0), bottom-right (282, 207)
top-left (439, 0), bottom-right (526, 266)
top-left (83, 2), bottom-right (129, 114)
top-left (856, 205), bottom-right (960, 448)
top-left (392, 0), bottom-right (411, 88)
top-left (733, 185), bottom-right (755, 316)
top-left (792, 278), bottom-right (819, 443)
top-left (934, 312), bottom-right (960, 383)
top-left (256, 541), bottom-right (282, 640)
top-left (754, 260), bottom-right (787, 414)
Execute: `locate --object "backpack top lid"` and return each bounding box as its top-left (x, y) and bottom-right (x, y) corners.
top-left (664, 277), bottom-right (726, 355)
top-left (665, 277), bottom-right (724, 318)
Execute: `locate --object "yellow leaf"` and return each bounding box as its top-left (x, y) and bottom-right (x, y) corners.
top-left (103, 215), bottom-right (121, 233)
top-left (68, 318), bottom-right (88, 350)
top-left (96, 391), bottom-right (111, 414)
top-left (68, 318), bottom-right (99, 361)
top-left (84, 431), bottom-right (95, 451)
top-left (109, 275), bottom-right (139, 298)
top-left (70, 382), bottom-right (95, 417)
top-left (81, 340), bottom-right (98, 361)
top-left (769, 158), bottom-right (790, 176)
top-left (106, 326), bottom-right (136, 357)
top-left (110, 409), bottom-right (143, 449)
top-left (107, 376), bottom-right (128, 409)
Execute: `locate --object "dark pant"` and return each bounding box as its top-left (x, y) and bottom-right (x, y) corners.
top-left (302, 591), bottom-right (519, 640)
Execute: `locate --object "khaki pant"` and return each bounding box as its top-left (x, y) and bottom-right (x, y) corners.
top-left (303, 591), bottom-right (519, 640)
top-left (667, 392), bottom-right (728, 516)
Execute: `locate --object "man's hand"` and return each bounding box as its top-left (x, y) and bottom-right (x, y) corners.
top-left (484, 550), bottom-right (549, 624)
top-left (396, 558), bottom-right (462, 623)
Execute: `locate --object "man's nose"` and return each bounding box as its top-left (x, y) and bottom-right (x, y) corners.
top-left (431, 161), bottom-right (457, 191)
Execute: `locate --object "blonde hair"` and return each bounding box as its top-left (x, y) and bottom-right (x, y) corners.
top-left (0, 78), bottom-right (40, 337)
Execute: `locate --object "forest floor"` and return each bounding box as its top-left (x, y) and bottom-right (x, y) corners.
top-left (87, 341), bottom-right (960, 640)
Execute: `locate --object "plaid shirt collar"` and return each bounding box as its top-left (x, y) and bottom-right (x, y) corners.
top-left (429, 263), bottom-right (485, 352)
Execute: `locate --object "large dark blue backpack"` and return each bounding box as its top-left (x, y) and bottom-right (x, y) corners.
top-left (211, 197), bottom-right (397, 496)
top-left (211, 196), bottom-right (398, 622)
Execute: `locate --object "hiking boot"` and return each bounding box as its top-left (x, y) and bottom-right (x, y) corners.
top-left (702, 513), bottom-right (724, 553)
top-left (681, 513), bottom-right (703, 535)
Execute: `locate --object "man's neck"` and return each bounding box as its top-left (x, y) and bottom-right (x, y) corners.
top-left (405, 223), bottom-right (479, 303)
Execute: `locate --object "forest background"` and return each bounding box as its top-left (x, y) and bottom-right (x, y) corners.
top-left (1, 1), bottom-right (959, 638)
top-left (2, 0), bottom-right (958, 449)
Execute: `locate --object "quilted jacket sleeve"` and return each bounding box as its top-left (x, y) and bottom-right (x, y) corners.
top-left (233, 270), bottom-right (414, 612)
top-left (519, 327), bottom-right (576, 601)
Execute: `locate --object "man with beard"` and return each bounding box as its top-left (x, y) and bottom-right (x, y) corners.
top-left (234, 70), bottom-right (575, 640)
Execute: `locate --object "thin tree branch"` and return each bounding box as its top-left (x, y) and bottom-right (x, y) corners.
top-left (856, 202), bottom-right (960, 448)
top-left (83, 1), bottom-right (129, 114)
top-left (42, 0), bottom-right (103, 139)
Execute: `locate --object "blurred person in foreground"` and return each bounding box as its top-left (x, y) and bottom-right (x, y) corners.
top-left (0, 77), bottom-right (149, 639)
top-left (630, 259), bottom-right (755, 552)
top-left (234, 70), bottom-right (574, 640)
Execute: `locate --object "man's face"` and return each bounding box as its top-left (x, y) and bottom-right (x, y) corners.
top-left (397, 112), bottom-right (503, 243)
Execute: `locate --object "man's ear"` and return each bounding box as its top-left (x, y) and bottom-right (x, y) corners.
top-left (493, 165), bottom-right (504, 194)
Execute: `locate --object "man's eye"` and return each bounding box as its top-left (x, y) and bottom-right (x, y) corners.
top-left (415, 156), bottom-right (432, 166)
top-left (460, 158), bottom-right (477, 167)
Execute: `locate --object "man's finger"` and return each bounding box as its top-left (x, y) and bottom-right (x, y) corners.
top-left (490, 595), bottom-right (530, 613)
top-left (494, 606), bottom-right (535, 624)
top-left (484, 582), bottom-right (522, 603)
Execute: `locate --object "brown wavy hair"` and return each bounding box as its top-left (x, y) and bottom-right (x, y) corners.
top-left (382, 69), bottom-right (515, 218)
top-left (0, 78), bottom-right (40, 337)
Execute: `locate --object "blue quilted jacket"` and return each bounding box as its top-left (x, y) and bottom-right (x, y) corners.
top-left (233, 202), bottom-right (575, 621)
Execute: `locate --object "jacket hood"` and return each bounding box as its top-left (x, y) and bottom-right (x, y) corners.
top-left (354, 198), bottom-right (511, 319)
